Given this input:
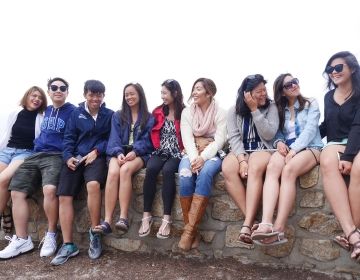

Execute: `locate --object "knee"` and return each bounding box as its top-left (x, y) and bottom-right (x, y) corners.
top-left (282, 165), bottom-right (296, 179)
top-left (86, 181), bottom-right (100, 195)
top-left (119, 165), bottom-right (131, 177)
top-left (11, 190), bottom-right (26, 201)
top-left (43, 187), bottom-right (57, 200)
top-left (107, 168), bottom-right (119, 181)
top-left (179, 167), bottom-right (192, 178)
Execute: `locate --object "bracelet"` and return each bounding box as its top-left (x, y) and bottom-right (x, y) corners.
top-left (238, 159), bottom-right (247, 165)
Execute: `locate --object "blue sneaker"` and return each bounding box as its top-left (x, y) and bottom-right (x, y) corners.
top-left (88, 229), bottom-right (102, 259)
top-left (50, 243), bottom-right (79, 266)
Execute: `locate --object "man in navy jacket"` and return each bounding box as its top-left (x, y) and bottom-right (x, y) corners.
top-left (51, 80), bottom-right (113, 266)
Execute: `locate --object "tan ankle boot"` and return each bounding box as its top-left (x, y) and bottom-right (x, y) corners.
top-left (178, 194), bottom-right (208, 251)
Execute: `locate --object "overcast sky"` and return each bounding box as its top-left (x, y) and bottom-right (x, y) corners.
top-left (0, 0), bottom-right (359, 130)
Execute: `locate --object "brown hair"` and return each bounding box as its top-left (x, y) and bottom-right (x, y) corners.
top-left (19, 86), bottom-right (47, 113)
top-left (188, 78), bottom-right (217, 103)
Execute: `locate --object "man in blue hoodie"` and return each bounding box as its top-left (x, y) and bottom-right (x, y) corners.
top-left (0, 77), bottom-right (76, 259)
top-left (51, 80), bottom-right (113, 266)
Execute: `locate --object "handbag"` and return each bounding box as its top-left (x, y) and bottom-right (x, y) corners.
top-left (194, 136), bottom-right (214, 154)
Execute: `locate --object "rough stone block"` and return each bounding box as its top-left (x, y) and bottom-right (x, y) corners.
top-left (300, 239), bottom-right (340, 261)
top-left (211, 195), bottom-right (244, 222)
top-left (261, 226), bottom-right (295, 258)
top-left (225, 224), bottom-right (253, 249)
top-left (298, 211), bottom-right (341, 235)
top-left (104, 237), bottom-right (144, 252)
top-left (300, 191), bottom-right (324, 208)
top-left (200, 231), bottom-right (216, 243)
top-left (299, 165), bottom-right (319, 189)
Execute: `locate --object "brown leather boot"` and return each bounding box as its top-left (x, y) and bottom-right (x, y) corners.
top-left (178, 194), bottom-right (208, 251)
top-left (180, 196), bottom-right (193, 225)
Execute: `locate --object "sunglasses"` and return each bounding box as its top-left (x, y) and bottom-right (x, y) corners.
top-left (325, 63), bottom-right (345, 74)
top-left (50, 85), bottom-right (67, 92)
top-left (283, 78), bottom-right (299, 90)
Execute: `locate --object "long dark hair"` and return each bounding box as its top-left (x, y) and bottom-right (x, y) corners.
top-left (120, 82), bottom-right (150, 130)
top-left (158, 79), bottom-right (185, 120)
top-left (273, 73), bottom-right (309, 131)
top-left (235, 74), bottom-right (270, 117)
top-left (323, 51), bottom-right (360, 98)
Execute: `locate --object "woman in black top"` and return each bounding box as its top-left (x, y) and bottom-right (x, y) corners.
top-left (319, 51), bottom-right (360, 260)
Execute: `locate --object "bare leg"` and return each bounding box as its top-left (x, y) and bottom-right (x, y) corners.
top-left (11, 190), bottom-right (29, 238)
top-left (222, 153), bottom-right (246, 214)
top-left (58, 196), bottom-right (74, 243)
top-left (349, 152), bottom-right (360, 227)
top-left (243, 151), bottom-right (271, 227)
top-left (87, 181), bottom-right (101, 228)
top-left (103, 158), bottom-right (120, 223)
top-left (43, 185), bottom-right (58, 232)
top-left (118, 158), bottom-right (143, 219)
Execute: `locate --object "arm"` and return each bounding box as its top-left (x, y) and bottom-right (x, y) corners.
top-left (290, 99), bottom-right (321, 152)
top-left (226, 106), bottom-right (246, 157)
top-left (180, 108), bottom-right (198, 162)
top-left (251, 102), bottom-right (279, 140)
top-left (62, 110), bottom-right (78, 163)
top-left (106, 112), bottom-right (124, 157)
top-left (201, 107), bottom-right (227, 161)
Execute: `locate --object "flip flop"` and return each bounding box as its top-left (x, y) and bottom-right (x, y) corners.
top-left (253, 232), bottom-right (288, 247)
top-left (139, 216), bottom-right (153, 237)
top-left (251, 223), bottom-right (279, 241)
top-left (92, 221), bottom-right (112, 235)
top-left (156, 219), bottom-right (172, 239)
top-left (332, 233), bottom-right (351, 251)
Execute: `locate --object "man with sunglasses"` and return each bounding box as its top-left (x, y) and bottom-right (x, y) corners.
top-left (0, 77), bottom-right (76, 260)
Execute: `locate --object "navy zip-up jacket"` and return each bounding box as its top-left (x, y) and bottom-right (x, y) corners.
top-left (63, 102), bottom-right (114, 163)
top-left (106, 110), bottom-right (155, 164)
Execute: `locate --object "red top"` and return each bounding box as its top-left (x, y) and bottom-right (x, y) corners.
top-left (150, 106), bottom-right (184, 151)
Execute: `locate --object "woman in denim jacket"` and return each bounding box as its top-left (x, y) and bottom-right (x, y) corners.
top-left (252, 73), bottom-right (323, 246)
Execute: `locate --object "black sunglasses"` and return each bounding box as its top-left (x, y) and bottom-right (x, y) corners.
top-left (283, 78), bottom-right (299, 90)
top-left (50, 85), bottom-right (67, 92)
top-left (325, 63), bottom-right (345, 74)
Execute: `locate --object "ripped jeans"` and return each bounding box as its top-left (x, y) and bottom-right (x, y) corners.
top-left (178, 155), bottom-right (222, 197)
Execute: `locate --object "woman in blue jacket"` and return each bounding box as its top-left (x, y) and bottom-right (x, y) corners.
top-left (95, 82), bottom-right (154, 233)
top-left (252, 74), bottom-right (323, 246)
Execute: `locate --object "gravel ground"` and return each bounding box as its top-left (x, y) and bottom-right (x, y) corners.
top-left (0, 241), bottom-right (345, 280)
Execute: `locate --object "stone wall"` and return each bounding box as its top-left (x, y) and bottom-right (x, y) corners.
top-left (1, 166), bottom-right (359, 278)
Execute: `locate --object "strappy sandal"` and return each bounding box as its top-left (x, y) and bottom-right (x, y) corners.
top-left (115, 218), bottom-right (130, 232)
top-left (138, 216), bottom-right (153, 237)
top-left (238, 225), bottom-right (253, 246)
top-left (93, 221), bottom-right (112, 235)
top-left (347, 228), bottom-right (360, 260)
top-left (253, 232), bottom-right (288, 247)
top-left (156, 219), bottom-right (172, 239)
top-left (332, 233), bottom-right (351, 251)
top-left (251, 223), bottom-right (279, 241)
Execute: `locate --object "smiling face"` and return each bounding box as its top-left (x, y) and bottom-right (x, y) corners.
top-left (282, 75), bottom-right (300, 99)
top-left (124, 85), bottom-right (140, 108)
top-left (48, 80), bottom-right (68, 105)
top-left (25, 90), bottom-right (44, 111)
top-left (250, 82), bottom-right (267, 106)
top-left (191, 82), bottom-right (211, 106)
top-left (327, 58), bottom-right (352, 86)
top-left (161, 86), bottom-right (174, 106)
top-left (84, 91), bottom-right (104, 111)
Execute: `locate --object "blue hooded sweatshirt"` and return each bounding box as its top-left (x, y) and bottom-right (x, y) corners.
top-left (62, 102), bottom-right (114, 163)
top-left (34, 102), bottom-right (76, 153)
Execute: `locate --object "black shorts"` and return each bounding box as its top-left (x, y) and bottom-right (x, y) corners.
top-left (57, 156), bottom-right (107, 197)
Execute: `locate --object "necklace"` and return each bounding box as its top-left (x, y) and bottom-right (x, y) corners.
top-left (344, 89), bottom-right (353, 101)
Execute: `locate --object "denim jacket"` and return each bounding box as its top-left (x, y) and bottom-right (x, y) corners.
top-left (274, 98), bottom-right (323, 152)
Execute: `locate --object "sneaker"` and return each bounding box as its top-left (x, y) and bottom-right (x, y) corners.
top-left (0, 235), bottom-right (34, 259)
top-left (50, 243), bottom-right (79, 266)
top-left (39, 232), bottom-right (58, 257)
top-left (88, 229), bottom-right (102, 259)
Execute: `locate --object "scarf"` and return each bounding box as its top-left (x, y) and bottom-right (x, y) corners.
top-left (190, 100), bottom-right (217, 137)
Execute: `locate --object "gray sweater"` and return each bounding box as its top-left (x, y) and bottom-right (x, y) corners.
top-left (227, 101), bottom-right (279, 156)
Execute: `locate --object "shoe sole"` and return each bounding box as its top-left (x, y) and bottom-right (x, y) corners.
top-left (253, 238), bottom-right (288, 247)
top-left (0, 245), bottom-right (34, 260)
top-left (51, 250), bottom-right (79, 266)
top-left (251, 231), bottom-right (279, 241)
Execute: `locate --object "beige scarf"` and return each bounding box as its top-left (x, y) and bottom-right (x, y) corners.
top-left (190, 100), bottom-right (217, 137)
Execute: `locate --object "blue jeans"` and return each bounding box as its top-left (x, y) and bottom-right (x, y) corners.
top-left (178, 155), bottom-right (222, 197)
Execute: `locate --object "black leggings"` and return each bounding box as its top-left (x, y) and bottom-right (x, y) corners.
top-left (143, 155), bottom-right (180, 215)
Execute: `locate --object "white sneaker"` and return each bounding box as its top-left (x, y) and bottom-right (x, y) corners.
top-left (39, 232), bottom-right (57, 257)
top-left (0, 235), bottom-right (34, 259)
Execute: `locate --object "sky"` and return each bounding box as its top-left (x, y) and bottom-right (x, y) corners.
top-left (0, 0), bottom-right (359, 130)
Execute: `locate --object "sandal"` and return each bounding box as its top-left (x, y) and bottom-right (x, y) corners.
top-left (251, 223), bottom-right (279, 241)
top-left (332, 233), bottom-right (351, 251)
top-left (2, 207), bottom-right (13, 234)
top-left (347, 228), bottom-right (360, 260)
top-left (238, 225), bottom-right (253, 246)
top-left (138, 216), bottom-right (153, 237)
top-left (115, 218), bottom-right (129, 232)
top-left (253, 232), bottom-right (288, 247)
top-left (93, 221), bottom-right (112, 235)
top-left (156, 219), bottom-right (172, 239)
